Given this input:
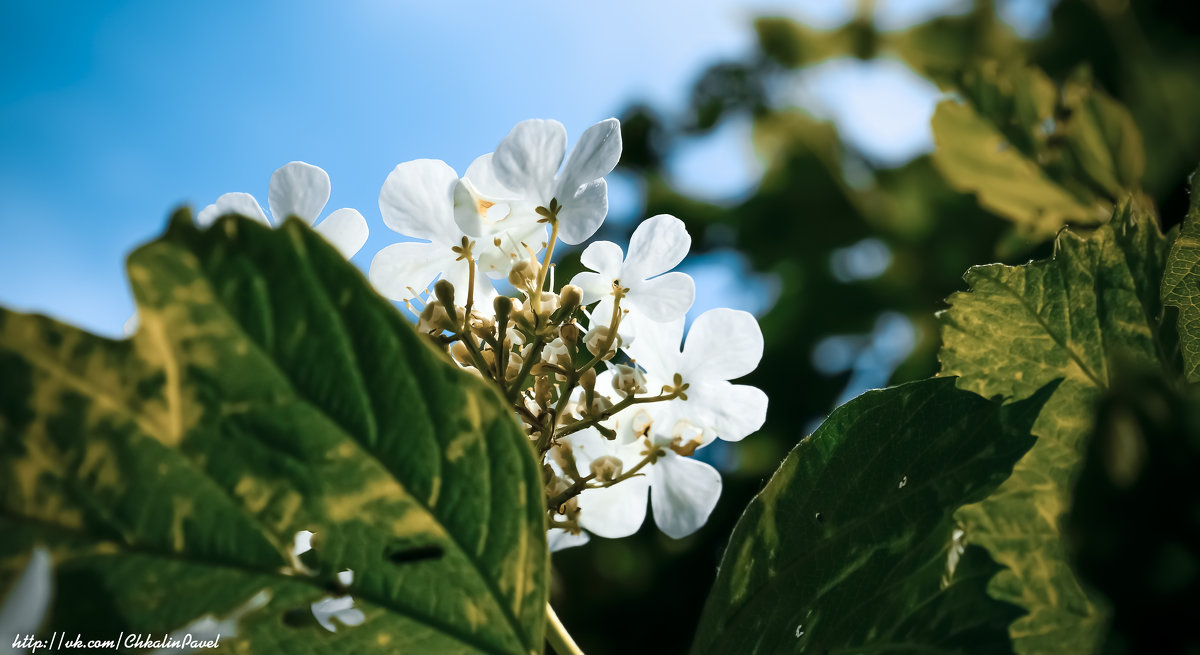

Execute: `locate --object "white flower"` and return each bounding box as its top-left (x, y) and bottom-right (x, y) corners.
top-left (370, 159), bottom-right (502, 308)
top-left (196, 161), bottom-right (369, 258)
top-left (627, 308), bottom-right (768, 446)
top-left (562, 421), bottom-right (722, 541)
top-left (452, 154), bottom-right (549, 274)
top-left (0, 547), bottom-right (52, 649)
top-left (570, 214), bottom-right (695, 332)
top-left (311, 594), bottom-right (365, 633)
top-left (454, 118), bottom-right (622, 246)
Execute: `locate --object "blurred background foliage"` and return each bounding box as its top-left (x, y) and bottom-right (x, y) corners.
top-left (549, 1), bottom-right (1200, 652)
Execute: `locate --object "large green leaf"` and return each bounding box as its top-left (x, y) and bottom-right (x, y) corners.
top-left (938, 202), bottom-right (1169, 654)
top-left (691, 377), bottom-right (1054, 655)
top-left (0, 211), bottom-right (547, 654)
top-left (931, 63), bottom-right (1144, 239)
top-left (1161, 168), bottom-right (1200, 382)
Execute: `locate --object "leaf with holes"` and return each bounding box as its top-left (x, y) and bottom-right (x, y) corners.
top-left (0, 210), bottom-right (547, 654)
top-left (938, 201), bottom-right (1169, 654)
top-left (691, 377), bottom-right (1055, 655)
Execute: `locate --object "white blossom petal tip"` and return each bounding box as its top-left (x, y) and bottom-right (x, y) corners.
top-left (269, 161), bottom-right (331, 225)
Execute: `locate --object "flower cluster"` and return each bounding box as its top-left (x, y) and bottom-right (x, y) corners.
top-left (195, 119), bottom-right (768, 557)
top-left (363, 118), bottom-right (768, 549)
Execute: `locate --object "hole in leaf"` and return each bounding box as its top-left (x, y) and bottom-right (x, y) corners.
top-left (386, 544), bottom-right (445, 565)
top-left (282, 607), bottom-right (313, 628)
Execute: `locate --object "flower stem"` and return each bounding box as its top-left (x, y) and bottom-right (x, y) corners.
top-left (546, 604), bottom-right (585, 655)
top-left (536, 218), bottom-right (560, 294)
top-left (554, 390), bottom-right (680, 439)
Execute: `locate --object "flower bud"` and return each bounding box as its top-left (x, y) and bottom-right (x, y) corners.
top-left (493, 295), bottom-right (513, 326)
top-left (534, 376), bottom-right (553, 408)
top-left (450, 341), bottom-right (472, 367)
top-left (541, 337), bottom-right (571, 380)
top-left (584, 326), bottom-right (619, 360)
top-left (433, 279), bottom-right (455, 309)
top-left (611, 364), bottom-right (647, 397)
top-left (559, 323), bottom-right (580, 349)
top-left (505, 351), bottom-right (524, 382)
top-left (587, 394), bottom-right (614, 418)
top-left (417, 302), bottom-right (455, 334)
top-left (558, 284), bottom-right (583, 312)
top-left (589, 455), bottom-right (623, 482)
top-left (533, 291), bottom-right (558, 315)
top-left (578, 367), bottom-right (596, 393)
top-left (508, 260), bottom-right (537, 289)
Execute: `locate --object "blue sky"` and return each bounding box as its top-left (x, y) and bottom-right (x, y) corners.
top-left (0, 0), bottom-right (1046, 337)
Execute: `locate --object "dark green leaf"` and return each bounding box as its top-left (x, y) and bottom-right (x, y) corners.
top-left (0, 212), bottom-right (547, 654)
top-left (691, 377), bottom-right (1054, 655)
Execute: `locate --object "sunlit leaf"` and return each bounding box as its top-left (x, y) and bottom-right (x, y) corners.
top-left (691, 377), bottom-right (1055, 655)
top-left (0, 211), bottom-right (548, 654)
top-left (931, 63), bottom-right (1143, 239)
top-left (1161, 167), bottom-right (1200, 382)
top-left (938, 202), bottom-right (1169, 654)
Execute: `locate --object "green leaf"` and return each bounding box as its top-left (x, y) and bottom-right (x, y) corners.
top-left (691, 377), bottom-right (1054, 655)
top-left (1161, 167), bottom-right (1200, 382)
top-left (938, 202), bottom-right (1169, 654)
top-left (931, 63), bottom-right (1144, 239)
top-left (1066, 371), bottom-right (1200, 655)
top-left (0, 212), bottom-right (548, 654)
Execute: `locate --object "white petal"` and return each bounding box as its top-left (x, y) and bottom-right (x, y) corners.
top-left (291, 530), bottom-right (315, 557)
top-left (557, 118), bottom-right (622, 194)
top-left (0, 547), bottom-right (52, 639)
top-left (625, 214), bottom-right (691, 279)
top-left (463, 152), bottom-right (517, 199)
top-left (379, 159), bottom-right (460, 243)
top-left (548, 528), bottom-right (590, 552)
top-left (452, 177), bottom-right (492, 238)
top-left (579, 240), bottom-right (624, 276)
top-left (569, 271), bottom-right (613, 305)
top-left (336, 569), bottom-right (354, 586)
top-left (197, 192), bottom-right (267, 227)
top-left (492, 119), bottom-right (567, 201)
top-left (314, 208), bottom-right (369, 258)
top-left (336, 607), bottom-right (365, 627)
top-left (632, 272), bottom-right (695, 323)
top-left (311, 596), bottom-right (357, 632)
top-left (369, 242), bottom-right (447, 302)
top-left (682, 308), bottom-right (763, 381)
top-left (626, 317), bottom-right (685, 378)
top-left (650, 451), bottom-right (722, 539)
top-left (577, 474), bottom-right (649, 539)
top-left (556, 178), bottom-right (608, 245)
top-left (269, 161), bottom-right (330, 224)
top-left (688, 381), bottom-right (769, 442)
